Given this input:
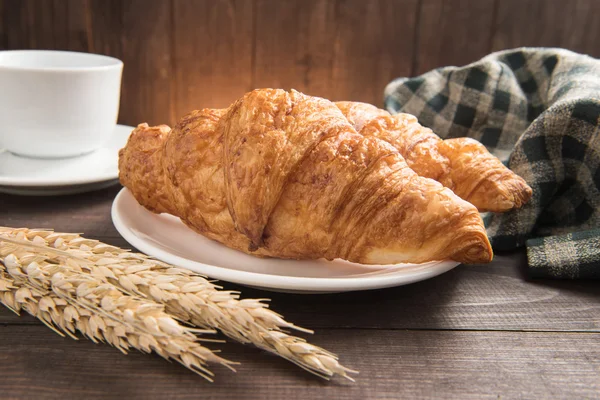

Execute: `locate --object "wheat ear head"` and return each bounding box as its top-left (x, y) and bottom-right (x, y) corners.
top-left (0, 227), bottom-right (357, 381)
top-left (0, 230), bottom-right (236, 381)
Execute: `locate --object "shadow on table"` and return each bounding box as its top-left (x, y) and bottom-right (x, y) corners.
top-left (504, 248), bottom-right (600, 299)
top-left (0, 183), bottom-right (122, 209)
top-left (225, 264), bottom-right (463, 331)
top-left (225, 249), bottom-right (599, 332)
top-left (522, 275), bottom-right (600, 299)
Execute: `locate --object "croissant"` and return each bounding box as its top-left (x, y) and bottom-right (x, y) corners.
top-left (119, 89), bottom-right (493, 265)
top-left (335, 101), bottom-right (532, 212)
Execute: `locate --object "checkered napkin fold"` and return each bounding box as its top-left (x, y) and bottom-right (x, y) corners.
top-left (385, 48), bottom-right (599, 279)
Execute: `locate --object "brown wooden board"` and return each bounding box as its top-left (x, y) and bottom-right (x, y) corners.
top-left (328, 0), bottom-right (418, 103)
top-left (171, 0), bottom-right (254, 118)
top-left (117, 0), bottom-right (174, 126)
top-left (253, 0), bottom-right (337, 100)
top-left (253, 0), bottom-right (418, 106)
top-left (1, 0), bottom-right (89, 51)
top-left (413, 0), bottom-right (496, 75)
top-left (491, 0), bottom-right (600, 59)
top-left (0, 325), bottom-right (598, 399)
top-left (3, 0), bottom-right (600, 118)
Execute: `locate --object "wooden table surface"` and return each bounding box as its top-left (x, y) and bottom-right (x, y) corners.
top-left (1, 185), bottom-right (599, 399)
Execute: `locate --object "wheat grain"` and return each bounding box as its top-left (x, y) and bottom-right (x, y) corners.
top-left (0, 233), bottom-right (235, 381)
top-left (0, 227), bottom-right (357, 381)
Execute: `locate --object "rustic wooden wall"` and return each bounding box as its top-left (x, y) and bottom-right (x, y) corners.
top-left (1, 0), bottom-right (599, 127)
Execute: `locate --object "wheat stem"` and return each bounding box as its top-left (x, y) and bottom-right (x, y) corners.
top-left (0, 227), bottom-right (357, 380)
top-left (0, 230), bottom-right (235, 381)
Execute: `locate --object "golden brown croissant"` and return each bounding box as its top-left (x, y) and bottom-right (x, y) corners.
top-left (335, 101), bottom-right (532, 212)
top-left (119, 89), bottom-right (493, 265)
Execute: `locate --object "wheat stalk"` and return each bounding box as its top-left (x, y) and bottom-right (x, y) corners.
top-left (0, 227), bottom-right (357, 381)
top-left (0, 232), bottom-right (235, 381)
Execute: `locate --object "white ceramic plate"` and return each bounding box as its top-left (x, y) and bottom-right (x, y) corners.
top-left (112, 188), bottom-right (461, 294)
top-left (0, 124), bottom-right (133, 187)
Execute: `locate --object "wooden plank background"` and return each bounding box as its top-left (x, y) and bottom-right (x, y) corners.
top-left (1, 0), bottom-right (599, 127)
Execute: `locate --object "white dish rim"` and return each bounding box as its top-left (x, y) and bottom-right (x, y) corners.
top-left (111, 188), bottom-right (461, 293)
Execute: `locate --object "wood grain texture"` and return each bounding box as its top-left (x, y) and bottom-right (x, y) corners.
top-left (0, 185), bottom-right (123, 239)
top-left (118, 0), bottom-right (174, 126)
top-left (491, 0), bottom-right (600, 58)
top-left (1, 187), bottom-right (599, 332)
top-left (253, 0), bottom-right (336, 99)
top-left (3, 0), bottom-right (52, 49)
top-left (413, 0), bottom-right (496, 75)
top-left (2, 0), bottom-right (89, 51)
top-left (329, 0), bottom-right (418, 103)
top-left (171, 0), bottom-right (254, 118)
top-left (0, 0), bottom-right (8, 49)
top-left (2, 0), bottom-right (600, 121)
top-left (0, 325), bottom-right (598, 399)
top-left (86, 0), bottom-right (123, 57)
top-left (253, 0), bottom-right (418, 106)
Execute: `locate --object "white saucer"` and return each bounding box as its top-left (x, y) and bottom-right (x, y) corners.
top-left (0, 124), bottom-right (133, 195)
top-left (111, 188), bottom-right (461, 294)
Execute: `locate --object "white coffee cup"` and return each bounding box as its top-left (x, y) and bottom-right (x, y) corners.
top-left (0, 50), bottom-right (123, 158)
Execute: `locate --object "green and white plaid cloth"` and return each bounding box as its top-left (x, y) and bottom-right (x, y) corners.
top-left (384, 48), bottom-right (599, 279)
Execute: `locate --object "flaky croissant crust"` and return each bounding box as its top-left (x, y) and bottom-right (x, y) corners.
top-left (120, 89), bottom-right (494, 265)
top-left (335, 101), bottom-right (532, 212)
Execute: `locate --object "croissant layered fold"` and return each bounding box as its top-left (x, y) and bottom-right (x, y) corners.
top-left (120, 89), bottom-right (496, 265)
top-left (335, 101), bottom-right (532, 212)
